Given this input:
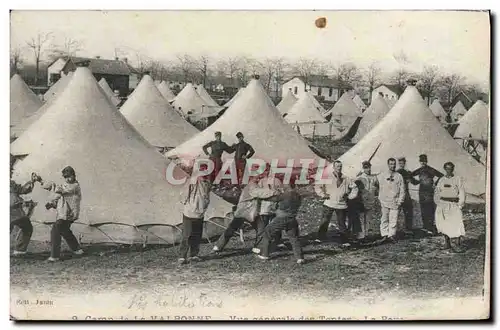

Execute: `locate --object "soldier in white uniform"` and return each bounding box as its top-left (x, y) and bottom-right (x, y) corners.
top-left (434, 162), bottom-right (466, 253)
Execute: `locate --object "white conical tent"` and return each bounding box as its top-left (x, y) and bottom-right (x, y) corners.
top-left (327, 92), bottom-right (362, 129)
top-left (285, 92), bottom-right (327, 124)
top-left (11, 72), bottom-right (74, 138)
top-left (429, 99), bottom-right (447, 122)
top-left (120, 75), bottom-right (199, 148)
top-left (196, 84), bottom-right (223, 110)
top-left (385, 98), bottom-right (397, 109)
top-left (451, 100), bottom-right (467, 121)
top-left (352, 93), bottom-right (391, 143)
top-left (11, 66), bottom-right (232, 245)
top-left (454, 100), bottom-right (489, 141)
top-left (223, 88), bottom-right (244, 108)
top-left (10, 74), bottom-right (43, 130)
top-left (338, 85), bottom-right (486, 197)
top-left (276, 89), bottom-right (298, 115)
top-left (172, 83), bottom-right (220, 121)
top-left (157, 81), bottom-right (176, 102)
top-left (98, 78), bottom-right (121, 107)
top-left (352, 94), bottom-right (367, 111)
top-left (43, 72), bottom-right (73, 103)
top-left (166, 78), bottom-right (321, 167)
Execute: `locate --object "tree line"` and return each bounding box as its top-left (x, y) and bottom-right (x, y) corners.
top-left (11, 33), bottom-right (487, 106)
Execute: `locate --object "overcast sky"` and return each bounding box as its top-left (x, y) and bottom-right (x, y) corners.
top-left (10, 10), bottom-right (490, 86)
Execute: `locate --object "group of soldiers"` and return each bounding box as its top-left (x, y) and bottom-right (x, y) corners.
top-left (10, 155), bottom-right (84, 262)
top-left (10, 131), bottom-right (467, 264)
top-left (178, 132), bottom-right (468, 265)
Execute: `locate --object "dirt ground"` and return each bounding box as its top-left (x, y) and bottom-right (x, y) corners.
top-left (11, 198), bottom-right (487, 303)
top-left (10, 141), bottom-right (488, 319)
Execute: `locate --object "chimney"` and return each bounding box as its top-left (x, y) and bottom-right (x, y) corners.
top-left (253, 74), bottom-right (260, 80)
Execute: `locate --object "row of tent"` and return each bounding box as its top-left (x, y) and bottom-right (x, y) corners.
top-left (9, 67), bottom-right (488, 246)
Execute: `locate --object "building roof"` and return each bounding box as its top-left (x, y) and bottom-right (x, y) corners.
top-left (60, 56), bottom-right (138, 76)
top-left (376, 84), bottom-right (404, 96)
top-left (285, 75), bottom-right (346, 89)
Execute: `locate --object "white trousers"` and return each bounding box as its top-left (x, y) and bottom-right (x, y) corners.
top-left (380, 207), bottom-right (399, 238)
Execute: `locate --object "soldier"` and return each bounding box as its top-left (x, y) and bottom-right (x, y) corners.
top-left (43, 166), bottom-right (85, 262)
top-left (397, 157), bottom-right (419, 234)
top-left (202, 131), bottom-right (233, 182)
top-left (411, 154), bottom-right (444, 235)
top-left (434, 162), bottom-right (466, 253)
top-left (231, 132), bottom-right (255, 185)
top-left (10, 154), bottom-right (43, 256)
top-left (356, 161), bottom-right (380, 240)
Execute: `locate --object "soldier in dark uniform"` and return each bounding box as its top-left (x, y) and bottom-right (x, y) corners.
top-left (231, 132), bottom-right (255, 185)
top-left (397, 157), bottom-right (419, 234)
top-left (202, 131), bottom-right (233, 182)
top-left (411, 154), bottom-right (444, 235)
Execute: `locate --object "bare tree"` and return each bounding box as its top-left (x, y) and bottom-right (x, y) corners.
top-left (464, 83), bottom-right (487, 102)
top-left (418, 65), bottom-right (440, 105)
top-left (262, 58), bottom-right (275, 93)
top-left (48, 36), bottom-right (82, 61)
top-left (438, 73), bottom-right (465, 105)
top-left (272, 57), bottom-right (289, 97)
top-left (10, 47), bottom-right (23, 75)
top-left (176, 54), bottom-right (195, 83)
top-left (292, 58), bottom-right (318, 90)
top-left (196, 55), bottom-right (210, 88)
top-left (26, 32), bottom-right (52, 85)
top-left (363, 62), bottom-right (381, 103)
top-left (236, 57), bottom-right (251, 87)
top-left (390, 67), bottom-right (410, 97)
top-left (333, 63), bottom-right (362, 96)
top-left (134, 51), bottom-right (151, 75)
top-left (226, 57), bottom-right (240, 83)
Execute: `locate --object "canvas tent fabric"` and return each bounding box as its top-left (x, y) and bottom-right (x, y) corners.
top-left (157, 81), bottom-right (176, 102)
top-left (10, 74), bottom-right (43, 130)
top-left (43, 72), bottom-right (73, 103)
top-left (352, 94), bottom-right (367, 111)
top-left (154, 80), bottom-right (161, 86)
top-left (11, 67), bottom-right (233, 245)
top-left (352, 93), bottom-right (391, 143)
top-left (166, 78), bottom-right (321, 167)
top-left (172, 83), bottom-right (220, 121)
top-left (98, 78), bottom-right (121, 107)
top-left (429, 99), bottom-right (447, 122)
top-left (223, 88), bottom-right (244, 108)
top-left (276, 89), bottom-right (298, 115)
top-left (454, 100), bottom-right (489, 141)
top-left (326, 92), bottom-right (362, 130)
top-left (385, 98), bottom-right (397, 109)
top-left (11, 73), bottom-right (74, 138)
top-left (451, 100), bottom-right (467, 121)
top-left (285, 92), bottom-right (327, 125)
top-left (120, 75), bottom-right (199, 148)
top-left (337, 85), bottom-right (486, 197)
